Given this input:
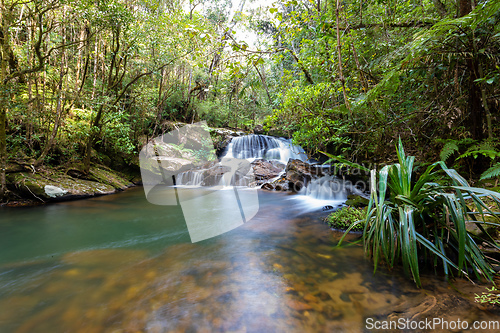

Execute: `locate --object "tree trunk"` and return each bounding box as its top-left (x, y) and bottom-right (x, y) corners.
top-left (459, 0), bottom-right (484, 139)
top-left (459, 0), bottom-right (472, 17)
top-left (286, 48), bottom-right (314, 85)
top-left (0, 4), bottom-right (10, 201)
top-left (83, 104), bottom-right (104, 173)
top-left (0, 104), bottom-right (6, 201)
top-left (432, 0), bottom-right (447, 17)
top-left (35, 12), bottom-right (67, 166)
top-left (35, 66), bottom-right (66, 165)
top-left (335, 0), bottom-right (354, 122)
top-left (253, 61), bottom-right (271, 103)
top-left (477, 62), bottom-right (493, 139)
top-left (467, 58), bottom-right (483, 140)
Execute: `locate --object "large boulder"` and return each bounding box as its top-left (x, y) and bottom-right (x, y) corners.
top-left (202, 161), bottom-right (232, 185)
top-left (5, 166), bottom-right (133, 204)
top-left (213, 135), bottom-right (233, 157)
top-left (251, 159), bottom-right (285, 184)
top-left (261, 182), bottom-right (275, 191)
top-left (285, 159), bottom-right (324, 192)
top-left (210, 127), bottom-right (247, 157)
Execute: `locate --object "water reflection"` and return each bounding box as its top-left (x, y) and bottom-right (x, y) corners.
top-left (1, 189), bottom-right (500, 332)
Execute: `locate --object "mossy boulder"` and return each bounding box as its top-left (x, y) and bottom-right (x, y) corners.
top-left (88, 167), bottom-right (133, 190)
top-left (325, 206), bottom-right (366, 231)
top-left (7, 171), bottom-right (115, 202)
top-left (344, 194), bottom-right (370, 208)
top-left (5, 165), bottom-right (133, 204)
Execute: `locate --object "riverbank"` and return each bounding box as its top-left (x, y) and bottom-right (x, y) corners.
top-left (2, 164), bottom-right (139, 207)
top-left (1, 124), bottom-right (250, 207)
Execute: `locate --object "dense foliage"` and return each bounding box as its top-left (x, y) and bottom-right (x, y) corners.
top-left (340, 139), bottom-right (500, 287)
top-left (1, 0), bottom-right (499, 201)
top-left (262, 0), bottom-right (500, 166)
top-left (0, 0), bottom-right (274, 200)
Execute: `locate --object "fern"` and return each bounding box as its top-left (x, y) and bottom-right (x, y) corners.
top-left (458, 149), bottom-right (500, 160)
top-left (440, 142), bottom-right (459, 161)
top-left (461, 139), bottom-right (499, 158)
top-left (477, 139), bottom-right (497, 153)
top-left (481, 163), bottom-right (500, 180)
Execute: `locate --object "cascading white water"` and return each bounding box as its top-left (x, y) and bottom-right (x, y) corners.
top-left (176, 134), bottom-right (360, 211)
top-left (176, 135), bottom-right (307, 186)
top-left (293, 174), bottom-right (368, 212)
top-left (176, 170), bottom-right (206, 186)
top-left (292, 174), bottom-right (349, 212)
top-left (299, 175), bottom-right (347, 201)
top-left (222, 135), bottom-right (307, 163)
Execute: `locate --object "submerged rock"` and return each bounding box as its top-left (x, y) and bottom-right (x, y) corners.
top-left (286, 299), bottom-right (313, 311)
top-left (202, 162), bottom-right (232, 185)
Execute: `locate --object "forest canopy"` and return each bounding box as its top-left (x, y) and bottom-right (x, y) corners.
top-left (1, 0), bottom-right (499, 200)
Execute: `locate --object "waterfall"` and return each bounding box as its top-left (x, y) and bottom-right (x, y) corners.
top-left (176, 170), bottom-right (206, 186)
top-left (221, 135), bottom-right (307, 163)
top-left (175, 134), bottom-right (362, 212)
top-left (291, 175), bottom-right (349, 212)
top-left (299, 175), bottom-right (347, 201)
top-left (177, 135), bottom-right (307, 186)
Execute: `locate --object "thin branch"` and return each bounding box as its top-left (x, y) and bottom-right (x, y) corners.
top-left (113, 49), bottom-right (197, 106)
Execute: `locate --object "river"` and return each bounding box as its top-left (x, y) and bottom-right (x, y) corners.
top-left (1, 187), bottom-right (499, 332)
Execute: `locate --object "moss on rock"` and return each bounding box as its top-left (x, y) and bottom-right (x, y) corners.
top-left (88, 167), bottom-right (133, 190)
top-left (5, 165), bottom-right (134, 205)
top-left (344, 194), bottom-right (369, 208)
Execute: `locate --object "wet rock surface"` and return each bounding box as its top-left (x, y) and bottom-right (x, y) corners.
top-left (259, 159), bottom-right (327, 192)
top-left (251, 159), bottom-right (285, 184)
top-left (285, 159), bottom-right (323, 191)
top-left (210, 127), bottom-right (247, 157)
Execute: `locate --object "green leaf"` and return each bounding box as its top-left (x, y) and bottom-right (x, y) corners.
top-left (319, 151), bottom-right (370, 172)
top-left (440, 142), bottom-right (459, 162)
top-left (480, 163), bottom-right (500, 180)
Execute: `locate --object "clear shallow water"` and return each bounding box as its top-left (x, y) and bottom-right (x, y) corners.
top-left (1, 187), bottom-right (500, 332)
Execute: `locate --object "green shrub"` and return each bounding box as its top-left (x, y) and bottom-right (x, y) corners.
top-left (339, 138), bottom-right (500, 287)
top-left (266, 82), bottom-right (351, 154)
top-left (326, 206), bottom-right (366, 231)
top-left (195, 99), bottom-right (232, 128)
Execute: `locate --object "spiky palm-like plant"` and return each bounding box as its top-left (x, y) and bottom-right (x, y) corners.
top-left (340, 139), bottom-right (500, 287)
